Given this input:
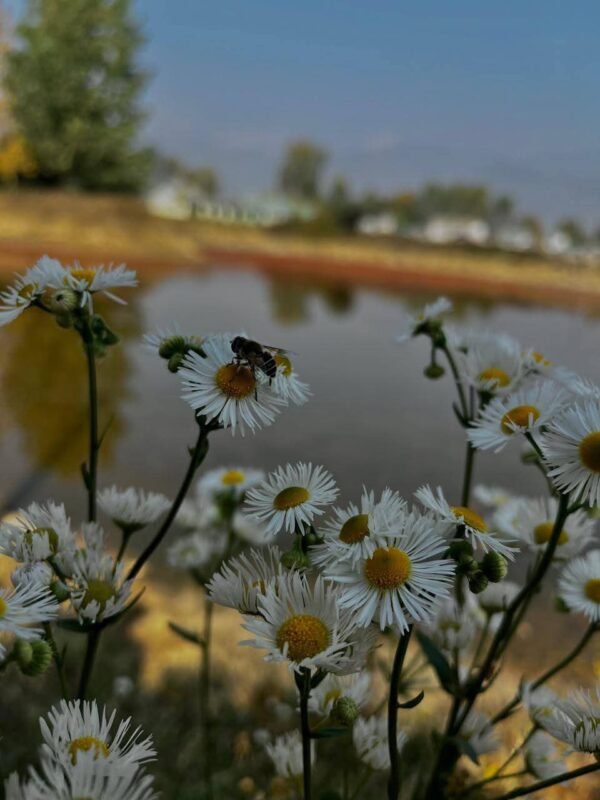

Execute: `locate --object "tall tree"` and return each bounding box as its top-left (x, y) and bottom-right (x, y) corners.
top-left (278, 139), bottom-right (328, 200)
top-left (4, 0), bottom-right (152, 191)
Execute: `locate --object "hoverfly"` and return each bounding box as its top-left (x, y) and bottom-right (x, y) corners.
top-left (230, 336), bottom-right (293, 398)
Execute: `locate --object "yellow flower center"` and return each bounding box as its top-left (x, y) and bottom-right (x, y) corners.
top-left (17, 283), bottom-right (36, 300)
top-left (274, 354), bottom-right (293, 377)
top-left (451, 506), bottom-right (488, 532)
top-left (479, 367), bottom-right (510, 388)
top-left (24, 527), bottom-right (59, 554)
top-left (324, 688), bottom-right (342, 706)
top-left (533, 522), bottom-right (569, 546)
top-left (69, 267), bottom-right (97, 284)
top-left (221, 469), bottom-right (245, 485)
top-left (82, 579), bottom-right (116, 611)
top-left (500, 405), bottom-right (540, 434)
top-left (339, 513), bottom-right (370, 544)
top-left (364, 547), bottom-right (412, 590)
top-left (532, 351), bottom-right (552, 367)
top-left (0, 597), bottom-right (6, 618)
top-left (273, 486), bottom-right (310, 510)
top-left (579, 432), bottom-right (600, 473)
top-left (215, 364), bottom-right (256, 399)
top-left (276, 614), bottom-right (330, 661)
top-left (68, 736), bottom-right (109, 765)
top-left (584, 578), bottom-right (600, 603)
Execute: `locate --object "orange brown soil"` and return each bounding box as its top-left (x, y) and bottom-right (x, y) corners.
top-left (1, 189), bottom-right (600, 310)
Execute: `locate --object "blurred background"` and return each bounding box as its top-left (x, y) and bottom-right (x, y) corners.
top-left (0, 2), bottom-right (599, 798)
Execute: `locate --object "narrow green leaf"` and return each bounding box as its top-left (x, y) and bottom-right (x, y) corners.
top-left (398, 689), bottom-right (425, 709)
top-left (416, 631), bottom-right (455, 693)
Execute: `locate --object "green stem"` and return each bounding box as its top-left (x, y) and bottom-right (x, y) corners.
top-left (127, 421), bottom-right (214, 580)
top-left (200, 594), bottom-right (214, 799)
top-left (77, 626), bottom-right (100, 700)
top-left (470, 616), bottom-right (490, 671)
top-left (492, 623), bottom-right (597, 724)
top-left (82, 326), bottom-right (99, 523)
top-left (115, 529), bottom-right (132, 565)
top-left (451, 493), bottom-right (570, 734)
top-left (492, 761), bottom-right (600, 800)
top-left (461, 441), bottom-right (476, 507)
top-left (387, 625), bottom-right (413, 800)
top-left (441, 344), bottom-right (469, 421)
top-left (44, 622), bottom-right (69, 700)
top-left (463, 769), bottom-right (529, 795)
top-left (299, 668), bottom-right (313, 800)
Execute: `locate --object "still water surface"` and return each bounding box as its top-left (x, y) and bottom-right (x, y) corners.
top-left (0, 266), bottom-right (598, 558)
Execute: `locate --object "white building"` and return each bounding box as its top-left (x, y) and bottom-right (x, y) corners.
top-left (422, 216), bottom-right (490, 245)
top-left (356, 212), bottom-right (398, 236)
top-left (494, 224), bottom-right (535, 252)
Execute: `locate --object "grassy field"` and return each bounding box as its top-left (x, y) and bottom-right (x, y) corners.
top-left (0, 189), bottom-right (600, 309)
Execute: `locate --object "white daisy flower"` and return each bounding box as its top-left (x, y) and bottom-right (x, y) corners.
top-left (311, 488), bottom-right (408, 568)
top-left (456, 334), bottom-right (525, 395)
top-left (521, 684), bottom-right (560, 728)
top-left (45, 261), bottom-right (137, 309)
top-left (396, 296), bottom-right (452, 343)
top-left (522, 348), bottom-right (578, 386)
top-left (478, 580), bottom-right (521, 616)
top-left (271, 353), bottom-right (311, 406)
top-left (325, 513), bottom-right (455, 632)
top-left (540, 401), bottom-right (600, 506)
top-left (494, 496), bottom-right (595, 561)
top-left (11, 561), bottom-right (55, 590)
top-left (0, 256), bottom-right (62, 326)
top-left (459, 710), bottom-right (499, 756)
top-left (245, 462), bottom-right (339, 537)
top-left (178, 333), bottom-right (287, 435)
top-left (265, 730), bottom-right (313, 779)
top-left (415, 485), bottom-right (517, 559)
top-left (5, 754), bottom-right (158, 800)
top-left (557, 550), bottom-right (600, 622)
top-left (570, 376), bottom-right (600, 401)
top-left (242, 572), bottom-right (377, 674)
top-left (196, 466), bottom-right (265, 503)
top-left (69, 524), bottom-right (133, 624)
top-left (175, 498), bottom-right (218, 531)
top-left (422, 598), bottom-right (480, 653)
top-left (166, 532), bottom-right (221, 571)
top-left (542, 687), bottom-right (600, 754)
top-left (0, 501), bottom-right (75, 564)
top-left (308, 672), bottom-right (371, 718)
top-left (40, 699), bottom-right (155, 771)
top-left (97, 486), bottom-right (171, 533)
top-left (524, 731), bottom-right (568, 781)
top-left (467, 381), bottom-right (569, 452)
top-left (353, 715), bottom-right (407, 771)
top-left (472, 485), bottom-right (514, 509)
top-left (0, 582), bottom-right (58, 656)
top-left (208, 545), bottom-right (285, 614)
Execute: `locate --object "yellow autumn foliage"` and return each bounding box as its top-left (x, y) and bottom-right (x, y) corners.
top-left (0, 134), bottom-right (37, 182)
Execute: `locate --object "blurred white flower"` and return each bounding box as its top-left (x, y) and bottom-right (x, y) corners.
top-left (557, 549), bottom-right (600, 622)
top-left (97, 486), bottom-right (171, 532)
top-left (353, 715), bottom-right (407, 770)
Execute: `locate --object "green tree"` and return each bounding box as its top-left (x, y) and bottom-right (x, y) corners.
top-left (278, 139), bottom-right (328, 200)
top-left (4, 0), bottom-right (152, 191)
top-left (557, 218), bottom-right (587, 246)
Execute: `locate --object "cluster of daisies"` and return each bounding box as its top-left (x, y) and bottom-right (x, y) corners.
top-left (0, 487), bottom-right (171, 670)
top-left (6, 700), bottom-right (157, 800)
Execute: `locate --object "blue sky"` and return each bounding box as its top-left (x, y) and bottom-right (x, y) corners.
top-left (6, 1), bottom-right (600, 224)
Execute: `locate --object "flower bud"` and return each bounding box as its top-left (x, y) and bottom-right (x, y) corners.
top-left (49, 288), bottom-right (79, 313)
top-left (468, 571), bottom-right (489, 594)
top-left (168, 352), bottom-right (185, 373)
top-left (330, 696), bottom-right (359, 726)
top-left (280, 549), bottom-right (310, 571)
top-left (480, 552), bottom-right (508, 583)
top-left (457, 556), bottom-right (479, 577)
top-left (159, 335), bottom-right (187, 359)
top-left (19, 640), bottom-right (53, 676)
top-left (14, 639), bottom-right (33, 670)
top-left (449, 540), bottom-right (474, 561)
top-left (424, 363), bottom-right (445, 380)
top-left (50, 579), bottom-right (70, 603)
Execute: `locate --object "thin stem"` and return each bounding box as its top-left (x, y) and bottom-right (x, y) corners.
top-left (77, 626), bottom-right (100, 700)
top-left (463, 769), bottom-right (529, 795)
top-left (470, 616), bottom-right (490, 671)
top-left (441, 344), bottom-right (469, 421)
top-left (299, 668), bottom-right (312, 800)
top-left (492, 623), bottom-right (597, 724)
top-left (452, 493), bottom-right (570, 734)
top-left (82, 328), bottom-right (99, 523)
top-left (387, 625), bottom-right (413, 800)
top-left (127, 422), bottom-right (213, 580)
top-left (200, 594), bottom-right (214, 799)
top-left (115, 530), bottom-right (132, 565)
top-left (492, 761), bottom-right (600, 800)
top-left (44, 622), bottom-right (69, 700)
top-left (492, 726), bottom-right (537, 779)
top-left (461, 441), bottom-right (476, 507)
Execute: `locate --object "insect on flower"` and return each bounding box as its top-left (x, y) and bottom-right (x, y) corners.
top-left (230, 336), bottom-right (295, 399)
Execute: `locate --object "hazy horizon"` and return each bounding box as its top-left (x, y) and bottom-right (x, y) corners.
top-left (5, 1), bottom-right (600, 226)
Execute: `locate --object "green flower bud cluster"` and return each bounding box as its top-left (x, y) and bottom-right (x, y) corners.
top-left (89, 314), bottom-right (120, 357)
top-left (158, 335), bottom-right (205, 372)
top-left (424, 363), bottom-right (445, 380)
top-left (330, 696), bottom-right (359, 726)
top-left (449, 541), bottom-right (508, 594)
top-left (280, 549), bottom-right (311, 571)
top-left (14, 639), bottom-right (53, 676)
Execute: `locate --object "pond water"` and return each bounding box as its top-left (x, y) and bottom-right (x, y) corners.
top-left (1, 265), bottom-right (599, 542)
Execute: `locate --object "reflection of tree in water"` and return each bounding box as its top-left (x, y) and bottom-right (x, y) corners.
top-left (1, 298), bottom-right (141, 478)
top-left (268, 278), bottom-right (354, 324)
